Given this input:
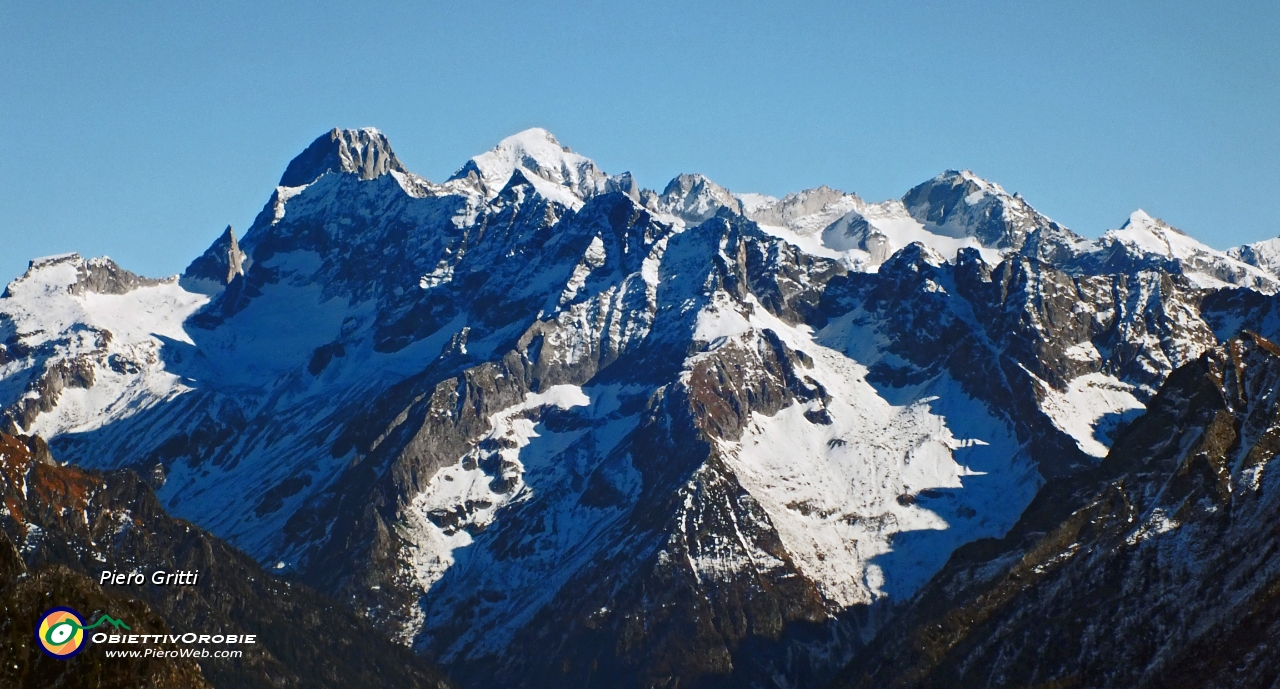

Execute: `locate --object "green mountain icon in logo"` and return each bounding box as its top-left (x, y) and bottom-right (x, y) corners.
top-left (44, 614), bottom-right (131, 646)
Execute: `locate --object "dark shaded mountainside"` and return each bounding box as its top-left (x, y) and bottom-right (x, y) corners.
top-left (0, 432), bottom-right (451, 689)
top-left (833, 332), bottom-right (1280, 689)
top-left (6, 126), bottom-right (1280, 688)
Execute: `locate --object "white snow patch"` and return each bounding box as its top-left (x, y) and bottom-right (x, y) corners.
top-left (692, 291), bottom-right (753, 343)
top-left (708, 296), bottom-right (1038, 603)
top-left (1038, 372), bottom-right (1145, 458)
top-left (403, 385), bottom-right (591, 591)
top-left (559, 236), bottom-right (607, 305)
top-left (822, 200), bottom-right (1002, 270)
top-left (463, 128), bottom-right (606, 204)
top-left (1125, 508), bottom-right (1180, 545)
top-left (1064, 341), bottom-right (1101, 363)
top-left (735, 192), bottom-right (778, 214)
top-left (273, 184), bottom-right (308, 223)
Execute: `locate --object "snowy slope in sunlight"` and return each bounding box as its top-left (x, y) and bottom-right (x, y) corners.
top-left (705, 293), bottom-right (1037, 604)
top-left (1082, 210), bottom-right (1279, 293)
top-left (0, 254), bottom-right (208, 438)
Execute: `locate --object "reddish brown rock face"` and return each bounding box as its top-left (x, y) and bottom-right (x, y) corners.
top-left (0, 432), bottom-right (452, 689)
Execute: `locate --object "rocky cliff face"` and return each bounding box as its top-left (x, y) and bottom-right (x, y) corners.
top-left (833, 331), bottom-right (1280, 689)
top-left (181, 225), bottom-right (245, 292)
top-left (0, 432), bottom-right (452, 689)
top-left (279, 127), bottom-right (407, 187)
top-left (1, 127), bottom-right (1278, 688)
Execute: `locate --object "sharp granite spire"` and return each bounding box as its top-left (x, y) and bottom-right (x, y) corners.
top-left (225, 226), bottom-right (244, 283)
top-left (180, 224), bottom-right (248, 294)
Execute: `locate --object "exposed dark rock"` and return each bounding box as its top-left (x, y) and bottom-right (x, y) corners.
top-left (0, 433), bottom-right (454, 689)
top-left (833, 332), bottom-right (1280, 689)
top-left (279, 127), bottom-right (406, 187)
top-left (182, 225), bottom-right (246, 290)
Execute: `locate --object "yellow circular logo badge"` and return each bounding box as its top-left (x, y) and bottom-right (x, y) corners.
top-left (36, 607), bottom-right (86, 659)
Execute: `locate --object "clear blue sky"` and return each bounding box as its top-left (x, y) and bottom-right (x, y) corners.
top-left (1, 1), bottom-right (1276, 282)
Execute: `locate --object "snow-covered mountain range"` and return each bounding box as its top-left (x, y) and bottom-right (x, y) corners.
top-left (3, 126), bottom-right (1279, 688)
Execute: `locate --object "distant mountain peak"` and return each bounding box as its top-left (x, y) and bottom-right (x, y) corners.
top-left (656, 173), bottom-right (743, 225)
top-left (449, 127), bottom-right (608, 201)
top-left (904, 170), bottom-right (1014, 222)
top-left (278, 127), bottom-right (406, 188)
top-left (1082, 208), bottom-right (1280, 292)
top-left (1120, 208), bottom-right (1189, 236)
top-left (507, 127), bottom-right (568, 151)
top-left (901, 168), bottom-right (1068, 253)
top-left (743, 185), bottom-right (861, 236)
top-left (1125, 208), bottom-right (1155, 225)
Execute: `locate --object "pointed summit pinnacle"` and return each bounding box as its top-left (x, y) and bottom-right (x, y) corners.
top-left (224, 226), bottom-right (244, 283)
top-left (180, 225), bottom-right (249, 293)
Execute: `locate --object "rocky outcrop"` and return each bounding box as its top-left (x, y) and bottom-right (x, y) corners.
top-left (3, 355), bottom-right (98, 433)
top-left (182, 225), bottom-right (245, 291)
top-left (834, 332), bottom-right (1280, 689)
top-left (3, 254), bottom-right (165, 299)
top-left (657, 173), bottom-right (745, 225)
top-left (0, 432), bottom-right (453, 689)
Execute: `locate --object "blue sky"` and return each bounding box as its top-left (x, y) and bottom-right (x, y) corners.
top-left (1, 1), bottom-right (1276, 282)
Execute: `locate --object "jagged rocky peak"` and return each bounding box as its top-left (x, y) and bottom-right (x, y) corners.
top-left (602, 170), bottom-right (649, 204)
top-left (901, 169), bottom-right (1069, 251)
top-left (656, 172), bottom-right (743, 225)
top-left (448, 127), bottom-right (609, 202)
top-left (225, 226), bottom-right (244, 280)
top-left (180, 225), bottom-right (246, 293)
top-left (278, 127), bottom-right (407, 188)
top-left (2, 252), bottom-right (164, 299)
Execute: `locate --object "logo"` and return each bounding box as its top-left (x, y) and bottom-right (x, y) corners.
top-left (35, 607), bottom-right (131, 659)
